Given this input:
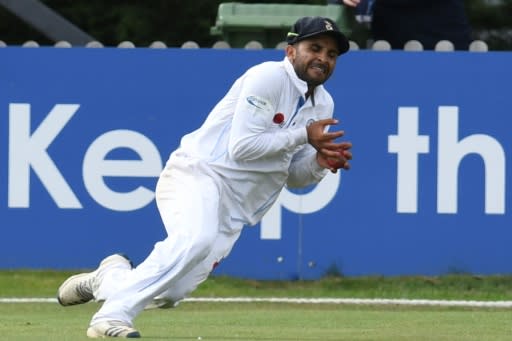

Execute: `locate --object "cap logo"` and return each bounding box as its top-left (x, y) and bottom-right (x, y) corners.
top-left (324, 20), bottom-right (334, 31)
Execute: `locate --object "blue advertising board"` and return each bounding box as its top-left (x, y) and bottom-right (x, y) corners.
top-left (0, 48), bottom-right (510, 279)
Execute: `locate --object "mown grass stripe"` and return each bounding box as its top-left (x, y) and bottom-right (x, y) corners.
top-left (2, 297), bottom-right (512, 308)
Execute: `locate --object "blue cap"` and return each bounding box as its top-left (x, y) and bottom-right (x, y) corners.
top-left (286, 16), bottom-right (350, 55)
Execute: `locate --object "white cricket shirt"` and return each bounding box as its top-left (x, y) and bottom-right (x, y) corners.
top-left (171, 57), bottom-right (335, 225)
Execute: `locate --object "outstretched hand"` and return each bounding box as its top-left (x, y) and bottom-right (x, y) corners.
top-left (316, 142), bottom-right (352, 173)
top-left (306, 118), bottom-right (352, 173)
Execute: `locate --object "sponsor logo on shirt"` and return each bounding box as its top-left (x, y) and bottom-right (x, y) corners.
top-left (246, 95), bottom-right (269, 110)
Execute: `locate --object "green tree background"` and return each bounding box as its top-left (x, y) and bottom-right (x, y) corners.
top-left (1, 0), bottom-right (511, 49)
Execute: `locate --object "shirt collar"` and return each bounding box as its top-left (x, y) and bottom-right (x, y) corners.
top-left (283, 57), bottom-right (308, 99)
top-left (283, 57), bottom-right (324, 102)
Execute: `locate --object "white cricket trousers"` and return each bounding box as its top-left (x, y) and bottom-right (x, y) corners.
top-left (91, 154), bottom-right (243, 325)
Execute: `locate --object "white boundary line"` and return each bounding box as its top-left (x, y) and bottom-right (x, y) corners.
top-left (2, 297), bottom-right (512, 308)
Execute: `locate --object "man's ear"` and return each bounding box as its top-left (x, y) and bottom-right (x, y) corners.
top-left (285, 44), bottom-right (296, 60)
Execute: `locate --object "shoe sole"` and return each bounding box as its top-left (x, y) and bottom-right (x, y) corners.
top-left (87, 325), bottom-right (141, 338)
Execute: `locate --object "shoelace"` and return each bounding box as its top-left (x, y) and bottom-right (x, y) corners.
top-left (74, 276), bottom-right (94, 302)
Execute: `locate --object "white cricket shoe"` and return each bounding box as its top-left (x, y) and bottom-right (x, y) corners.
top-left (87, 320), bottom-right (141, 338)
top-left (57, 254), bottom-right (133, 306)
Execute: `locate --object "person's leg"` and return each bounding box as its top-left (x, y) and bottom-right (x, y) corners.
top-left (90, 161), bottom-right (221, 328)
top-left (147, 226), bottom-right (242, 309)
top-left (92, 255), bottom-right (133, 301)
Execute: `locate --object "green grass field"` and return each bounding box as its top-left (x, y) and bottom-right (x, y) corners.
top-left (1, 271), bottom-right (512, 340)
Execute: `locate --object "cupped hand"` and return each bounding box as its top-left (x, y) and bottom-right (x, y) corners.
top-left (306, 118), bottom-right (345, 157)
top-left (317, 142), bottom-right (352, 173)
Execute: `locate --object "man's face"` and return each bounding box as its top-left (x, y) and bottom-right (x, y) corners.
top-left (287, 34), bottom-right (339, 87)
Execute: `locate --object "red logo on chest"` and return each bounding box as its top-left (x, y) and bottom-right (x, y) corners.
top-left (273, 113), bottom-right (285, 124)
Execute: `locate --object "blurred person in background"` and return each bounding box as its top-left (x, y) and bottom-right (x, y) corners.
top-left (335, 0), bottom-right (472, 50)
